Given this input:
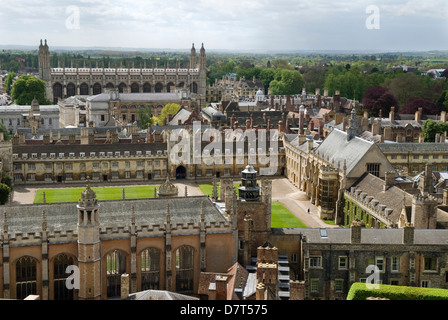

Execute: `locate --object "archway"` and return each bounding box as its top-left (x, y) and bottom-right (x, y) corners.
top-left (176, 166), bottom-right (186, 179)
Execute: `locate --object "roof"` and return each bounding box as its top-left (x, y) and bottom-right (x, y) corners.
top-left (87, 92), bottom-right (183, 103)
top-left (378, 142), bottom-right (448, 153)
top-left (127, 289), bottom-right (199, 300)
top-left (271, 228), bottom-right (448, 245)
top-left (1, 195), bottom-right (228, 236)
top-left (314, 128), bottom-right (374, 174)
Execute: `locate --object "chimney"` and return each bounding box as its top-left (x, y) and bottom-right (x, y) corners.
top-left (441, 111), bottom-right (447, 122)
top-left (384, 171), bottom-right (396, 191)
top-left (278, 120), bottom-right (283, 133)
top-left (215, 275), bottom-right (228, 300)
top-left (350, 220), bottom-right (363, 243)
top-left (415, 108), bottom-right (422, 122)
top-left (402, 223), bottom-right (414, 244)
top-left (256, 282), bottom-right (266, 300)
top-left (389, 107), bottom-right (395, 122)
top-left (289, 280), bottom-right (306, 300)
top-left (443, 189), bottom-right (448, 206)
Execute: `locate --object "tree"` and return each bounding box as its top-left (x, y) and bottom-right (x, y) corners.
top-left (383, 73), bottom-right (424, 107)
top-left (400, 97), bottom-right (439, 115)
top-left (4, 72), bottom-right (15, 94)
top-left (0, 122), bottom-right (11, 141)
top-left (137, 105), bottom-right (155, 129)
top-left (0, 183), bottom-right (11, 205)
top-left (155, 103), bottom-right (181, 125)
top-left (269, 69), bottom-right (304, 95)
top-left (422, 119), bottom-right (448, 142)
top-left (11, 75), bottom-right (51, 105)
top-left (362, 86), bottom-right (398, 117)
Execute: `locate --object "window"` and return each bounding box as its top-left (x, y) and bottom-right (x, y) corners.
top-left (92, 163), bottom-right (99, 169)
top-left (309, 256), bottom-right (321, 268)
top-left (28, 164), bottom-right (35, 170)
top-left (376, 257), bottom-right (384, 272)
top-left (338, 256), bottom-right (348, 270)
top-left (175, 246), bottom-right (194, 292)
top-left (424, 257), bottom-right (437, 271)
top-left (335, 279), bottom-right (344, 293)
top-left (140, 248), bottom-right (160, 290)
top-left (106, 250), bottom-right (126, 298)
top-left (367, 163), bottom-right (380, 177)
top-left (391, 257), bottom-right (399, 272)
top-left (421, 280), bottom-right (430, 288)
top-left (310, 279), bottom-right (319, 293)
top-left (15, 256), bottom-right (37, 300)
top-left (53, 254), bottom-right (75, 300)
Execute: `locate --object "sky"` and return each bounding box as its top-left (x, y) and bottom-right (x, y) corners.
top-left (0, 0), bottom-right (447, 52)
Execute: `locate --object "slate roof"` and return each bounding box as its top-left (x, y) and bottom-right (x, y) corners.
top-left (378, 142), bottom-right (448, 153)
top-left (314, 128), bottom-right (374, 174)
top-left (1, 196), bottom-right (227, 236)
top-left (271, 228), bottom-right (448, 245)
top-left (87, 92), bottom-right (183, 103)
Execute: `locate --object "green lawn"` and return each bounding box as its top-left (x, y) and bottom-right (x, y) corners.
top-left (198, 183), bottom-right (307, 228)
top-left (197, 183), bottom-right (240, 197)
top-left (271, 201), bottom-right (308, 228)
top-left (34, 186), bottom-right (156, 204)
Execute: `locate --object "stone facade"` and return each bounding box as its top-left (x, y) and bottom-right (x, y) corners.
top-left (38, 40), bottom-right (207, 109)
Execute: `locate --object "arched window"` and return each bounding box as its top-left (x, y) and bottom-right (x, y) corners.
top-left (118, 83), bottom-right (127, 93)
top-left (131, 83), bottom-right (140, 93)
top-left (166, 82), bottom-right (175, 93)
top-left (191, 82), bottom-right (198, 93)
top-left (15, 256), bottom-right (37, 300)
top-left (80, 83), bottom-right (89, 95)
top-left (140, 248), bottom-right (160, 290)
top-left (53, 83), bottom-right (63, 104)
top-left (67, 83), bottom-right (76, 97)
top-left (143, 83), bottom-right (151, 93)
top-left (106, 83), bottom-right (114, 90)
top-left (106, 250), bottom-right (126, 298)
top-left (175, 245), bottom-right (194, 292)
top-left (53, 253), bottom-right (75, 300)
top-left (93, 83), bottom-right (102, 95)
top-left (177, 82), bottom-right (185, 89)
top-left (155, 82), bottom-right (163, 93)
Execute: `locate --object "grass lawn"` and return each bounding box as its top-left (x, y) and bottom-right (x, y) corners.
top-left (197, 182), bottom-right (240, 197)
top-left (198, 183), bottom-right (307, 228)
top-left (33, 186), bottom-right (156, 204)
top-left (271, 201), bottom-right (308, 228)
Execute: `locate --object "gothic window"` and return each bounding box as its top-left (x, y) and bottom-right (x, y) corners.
top-left (67, 83), bottom-right (76, 97)
top-left (15, 256), bottom-right (37, 300)
top-left (155, 82), bottom-right (163, 93)
top-left (53, 253), bottom-right (75, 300)
top-left (118, 83), bottom-right (127, 93)
top-left (106, 250), bottom-right (126, 298)
top-left (143, 83), bottom-right (151, 93)
top-left (191, 82), bottom-right (198, 93)
top-left (106, 83), bottom-right (114, 90)
top-left (140, 248), bottom-right (160, 290)
top-left (131, 83), bottom-right (139, 93)
top-left (166, 82), bottom-right (174, 93)
top-left (93, 83), bottom-right (102, 95)
top-left (80, 83), bottom-right (89, 95)
top-left (177, 82), bottom-right (185, 89)
top-left (53, 83), bottom-right (63, 104)
top-left (175, 245), bottom-right (194, 292)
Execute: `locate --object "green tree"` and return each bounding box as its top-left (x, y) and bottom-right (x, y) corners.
top-left (0, 122), bottom-right (11, 141)
top-left (0, 183), bottom-right (11, 205)
top-left (11, 75), bottom-right (51, 105)
top-left (137, 105), bottom-right (156, 129)
top-left (422, 119), bottom-right (448, 142)
top-left (155, 103), bottom-right (181, 125)
top-left (269, 69), bottom-right (304, 95)
top-left (4, 72), bottom-right (15, 94)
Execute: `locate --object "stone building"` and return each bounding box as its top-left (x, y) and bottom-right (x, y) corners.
top-left (284, 106), bottom-right (395, 223)
top-left (0, 182), bottom-right (234, 300)
top-left (270, 223), bottom-right (448, 300)
top-left (0, 98), bottom-right (59, 134)
top-left (38, 40), bottom-right (207, 108)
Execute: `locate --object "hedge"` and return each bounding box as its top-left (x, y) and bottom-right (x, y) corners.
top-left (347, 282), bottom-right (448, 300)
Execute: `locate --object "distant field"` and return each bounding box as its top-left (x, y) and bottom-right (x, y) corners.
top-left (33, 186), bottom-right (156, 204)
